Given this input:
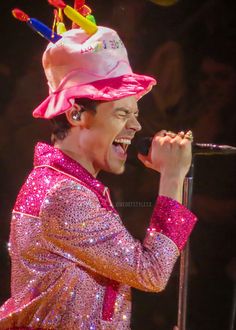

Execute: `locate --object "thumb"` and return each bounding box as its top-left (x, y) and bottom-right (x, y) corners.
top-left (137, 153), bottom-right (152, 168)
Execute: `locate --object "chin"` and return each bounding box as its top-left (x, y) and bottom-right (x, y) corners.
top-left (114, 167), bottom-right (125, 175)
top-left (107, 163), bottom-right (126, 175)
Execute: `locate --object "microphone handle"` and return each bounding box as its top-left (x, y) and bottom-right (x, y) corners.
top-left (136, 137), bottom-right (236, 156)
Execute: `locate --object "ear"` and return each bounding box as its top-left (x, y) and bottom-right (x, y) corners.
top-left (66, 104), bottom-right (95, 128)
top-left (66, 104), bottom-right (84, 127)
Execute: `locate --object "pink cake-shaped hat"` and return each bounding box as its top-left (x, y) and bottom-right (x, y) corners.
top-left (33, 26), bottom-right (156, 119)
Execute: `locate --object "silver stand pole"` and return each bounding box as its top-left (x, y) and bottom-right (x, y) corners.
top-left (229, 282), bottom-right (236, 330)
top-left (177, 163), bottom-right (194, 330)
top-left (176, 143), bottom-right (236, 330)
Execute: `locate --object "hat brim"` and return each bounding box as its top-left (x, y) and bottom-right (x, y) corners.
top-left (33, 74), bottom-right (156, 119)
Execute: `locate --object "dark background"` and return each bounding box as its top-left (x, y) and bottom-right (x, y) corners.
top-left (1, 1), bottom-right (236, 329)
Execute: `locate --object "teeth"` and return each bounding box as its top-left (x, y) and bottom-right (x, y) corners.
top-left (114, 138), bottom-right (131, 145)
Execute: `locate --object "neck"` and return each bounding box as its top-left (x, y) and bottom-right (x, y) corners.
top-left (54, 140), bottom-right (99, 178)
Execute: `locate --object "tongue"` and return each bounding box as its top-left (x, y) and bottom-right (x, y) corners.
top-left (113, 144), bottom-right (125, 154)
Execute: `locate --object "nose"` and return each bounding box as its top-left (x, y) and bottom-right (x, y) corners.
top-left (126, 114), bottom-right (142, 132)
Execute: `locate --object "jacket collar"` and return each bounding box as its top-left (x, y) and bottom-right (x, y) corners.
top-left (34, 142), bottom-right (106, 197)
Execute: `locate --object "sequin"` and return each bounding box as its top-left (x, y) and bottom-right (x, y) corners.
top-left (150, 196), bottom-right (197, 250)
top-left (0, 142), bottom-right (196, 329)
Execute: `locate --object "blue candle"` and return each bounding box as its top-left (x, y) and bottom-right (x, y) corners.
top-left (12, 9), bottom-right (61, 43)
top-left (28, 18), bottom-right (62, 43)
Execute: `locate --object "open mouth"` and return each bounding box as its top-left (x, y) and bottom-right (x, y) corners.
top-left (112, 138), bottom-right (132, 155)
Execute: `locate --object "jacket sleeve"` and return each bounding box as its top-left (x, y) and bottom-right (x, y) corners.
top-left (40, 179), bottom-right (197, 292)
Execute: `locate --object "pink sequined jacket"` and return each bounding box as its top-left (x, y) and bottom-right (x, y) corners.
top-left (0, 143), bottom-right (197, 330)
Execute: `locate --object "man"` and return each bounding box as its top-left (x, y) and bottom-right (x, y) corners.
top-left (0, 21), bottom-right (196, 330)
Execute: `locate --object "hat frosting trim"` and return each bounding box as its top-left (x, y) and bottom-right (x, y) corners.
top-left (33, 74), bottom-right (156, 119)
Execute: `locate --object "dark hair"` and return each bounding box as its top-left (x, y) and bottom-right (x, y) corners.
top-left (50, 98), bottom-right (100, 143)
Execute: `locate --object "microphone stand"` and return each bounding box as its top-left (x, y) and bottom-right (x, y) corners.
top-left (177, 143), bottom-right (236, 330)
top-left (177, 162), bottom-right (194, 330)
top-left (135, 138), bottom-right (236, 330)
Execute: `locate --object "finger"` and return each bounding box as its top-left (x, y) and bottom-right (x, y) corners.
top-left (137, 152), bottom-right (148, 161)
top-left (178, 131), bottom-right (185, 138)
top-left (184, 130), bottom-right (194, 142)
top-left (158, 135), bottom-right (172, 147)
top-left (165, 131), bottom-right (177, 138)
top-left (180, 137), bottom-right (190, 145)
top-left (156, 129), bottom-right (167, 137)
top-left (170, 134), bottom-right (183, 146)
top-left (137, 153), bottom-right (153, 168)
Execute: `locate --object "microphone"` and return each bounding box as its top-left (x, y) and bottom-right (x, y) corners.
top-left (136, 137), bottom-right (236, 156)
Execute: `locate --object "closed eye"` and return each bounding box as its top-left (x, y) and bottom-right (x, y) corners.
top-left (118, 112), bottom-right (130, 118)
top-left (114, 108), bottom-right (139, 118)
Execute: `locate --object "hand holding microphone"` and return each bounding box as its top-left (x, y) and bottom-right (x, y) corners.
top-left (137, 130), bottom-right (193, 180)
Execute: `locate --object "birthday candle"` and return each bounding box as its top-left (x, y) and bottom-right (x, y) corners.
top-left (74, 0), bottom-right (84, 13)
top-left (12, 8), bottom-right (61, 43)
top-left (86, 14), bottom-right (96, 25)
top-left (56, 21), bottom-right (67, 34)
top-left (74, 0), bottom-right (91, 16)
top-left (54, 9), bottom-right (67, 34)
top-left (74, 0), bottom-right (85, 9)
top-left (48, 0), bottom-right (97, 35)
top-left (72, 0), bottom-right (91, 28)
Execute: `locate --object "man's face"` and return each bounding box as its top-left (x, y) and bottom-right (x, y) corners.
top-left (78, 96), bottom-right (141, 175)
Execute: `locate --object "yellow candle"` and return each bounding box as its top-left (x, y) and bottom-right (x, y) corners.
top-left (64, 5), bottom-right (97, 35)
top-left (57, 22), bottom-right (67, 34)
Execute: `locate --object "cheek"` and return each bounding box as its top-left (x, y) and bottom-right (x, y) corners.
top-left (83, 120), bottom-right (126, 155)
top-left (84, 131), bottom-right (112, 156)
top-left (95, 121), bottom-right (125, 143)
